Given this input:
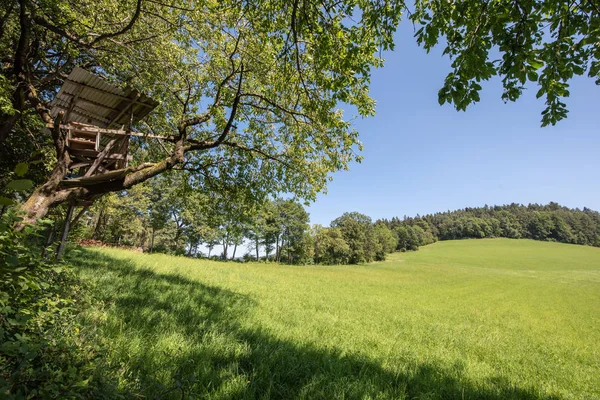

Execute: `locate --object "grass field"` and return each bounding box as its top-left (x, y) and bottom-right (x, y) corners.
top-left (70, 239), bottom-right (600, 399)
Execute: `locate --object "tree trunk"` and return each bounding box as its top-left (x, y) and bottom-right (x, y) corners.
top-left (150, 227), bottom-right (155, 252)
top-left (140, 227), bottom-right (147, 249)
top-left (255, 237), bottom-right (259, 260)
top-left (0, 0), bottom-right (30, 144)
top-left (222, 239), bottom-right (228, 259)
top-left (92, 207), bottom-right (104, 239)
top-left (232, 243), bottom-right (237, 260)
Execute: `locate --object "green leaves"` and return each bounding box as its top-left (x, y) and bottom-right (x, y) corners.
top-left (529, 60), bottom-right (544, 70)
top-left (14, 162), bottom-right (28, 177)
top-left (0, 208), bottom-right (106, 398)
top-left (411, 0), bottom-right (599, 126)
top-left (0, 197), bottom-right (15, 206)
top-left (6, 179), bottom-right (34, 191)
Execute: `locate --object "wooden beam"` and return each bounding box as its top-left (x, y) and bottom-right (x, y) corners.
top-left (84, 138), bottom-right (117, 177)
top-left (69, 161), bottom-right (93, 170)
top-left (56, 203), bottom-right (75, 260)
top-left (70, 206), bottom-right (90, 226)
top-left (47, 123), bottom-right (175, 141)
top-left (64, 86), bottom-right (83, 122)
top-left (68, 148), bottom-right (131, 160)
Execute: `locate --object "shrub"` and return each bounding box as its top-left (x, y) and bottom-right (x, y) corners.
top-left (0, 210), bottom-right (112, 398)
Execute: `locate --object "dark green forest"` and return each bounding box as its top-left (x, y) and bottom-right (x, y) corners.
top-left (380, 202), bottom-right (600, 252)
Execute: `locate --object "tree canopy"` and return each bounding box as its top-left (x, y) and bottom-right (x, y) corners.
top-left (0, 0), bottom-right (598, 221)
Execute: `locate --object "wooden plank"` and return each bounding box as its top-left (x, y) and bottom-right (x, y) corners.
top-left (84, 138), bottom-right (117, 177)
top-left (68, 148), bottom-right (99, 157)
top-left (56, 203), bottom-right (75, 260)
top-left (107, 92), bottom-right (140, 129)
top-left (61, 168), bottom-right (130, 187)
top-left (64, 86), bottom-right (83, 122)
top-left (70, 206), bottom-right (90, 226)
top-left (68, 149), bottom-right (129, 161)
top-left (69, 161), bottom-right (93, 170)
top-left (47, 123), bottom-right (175, 140)
top-left (69, 138), bottom-right (96, 145)
top-left (116, 136), bottom-right (130, 169)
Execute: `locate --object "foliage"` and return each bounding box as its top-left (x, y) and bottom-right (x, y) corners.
top-left (373, 222), bottom-right (397, 260)
top-left (70, 239), bottom-right (600, 399)
top-left (382, 202), bottom-right (600, 251)
top-left (411, 0), bottom-right (600, 126)
top-left (331, 212), bottom-right (378, 263)
top-left (0, 210), bottom-right (112, 398)
top-left (1, 0), bottom-right (407, 222)
top-left (313, 225), bottom-right (351, 265)
top-left (2, 1), bottom-right (597, 223)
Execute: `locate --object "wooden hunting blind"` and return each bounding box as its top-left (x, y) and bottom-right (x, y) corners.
top-left (49, 67), bottom-right (159, 181)
top-left (48, 68), bottom-right (159, 258)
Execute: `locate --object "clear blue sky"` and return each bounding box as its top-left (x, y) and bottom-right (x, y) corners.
top-left (306, 22), bottom-right (600, 227)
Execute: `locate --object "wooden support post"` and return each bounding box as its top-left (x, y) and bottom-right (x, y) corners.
top-left (70, 206), bottom-right (89, 227)
top-left (41, 221), bottom-right (56, 258)
top-left (56, 203), bottom-right (75, 260)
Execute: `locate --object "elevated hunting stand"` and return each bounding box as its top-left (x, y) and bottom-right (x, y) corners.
top-left (49, 67), bottom-right (159, 258)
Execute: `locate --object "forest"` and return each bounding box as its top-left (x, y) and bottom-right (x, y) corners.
top-left (63, 174), bottom-right (600, 265)
top-left (382, 202), bottom-right (600, 251)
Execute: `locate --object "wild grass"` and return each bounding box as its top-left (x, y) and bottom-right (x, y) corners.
top-left (70, 239), bottom-right (600, 399)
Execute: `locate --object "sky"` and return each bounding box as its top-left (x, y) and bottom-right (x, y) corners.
top-left (306, 22), bottom-right (600, 227)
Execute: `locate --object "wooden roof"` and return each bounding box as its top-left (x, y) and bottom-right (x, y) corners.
top-left (50, 67), bottom-right (159, 128)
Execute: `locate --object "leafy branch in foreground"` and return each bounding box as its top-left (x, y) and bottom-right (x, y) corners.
top-left (410, 0), bottom-right (600, 126)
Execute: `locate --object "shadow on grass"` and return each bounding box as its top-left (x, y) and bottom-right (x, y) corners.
top-left (69, 248), bottom-right (558, 400)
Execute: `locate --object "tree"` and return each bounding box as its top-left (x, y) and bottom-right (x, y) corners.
top-left (373, 222), bottom-right (397, 260)
top-left (385, 202), bottom-right (600, 251)
top-left (1, 0), bottom-right (401, 224)
top-left (331, 212), bottom-right (377, 264)
top-left (270, 199), bottom-right (310, 263)
top-left (2, 1), bottom-right (597, 225)
top-left (313, 225), bottom-right (351, 265)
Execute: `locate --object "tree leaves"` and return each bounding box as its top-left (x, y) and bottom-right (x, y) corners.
top-left (411, 0), bottom-right (600, 126)
top-left (6, 179), bottom-right (33, 191)
top-left (14, 163), bottom-right (28, 177)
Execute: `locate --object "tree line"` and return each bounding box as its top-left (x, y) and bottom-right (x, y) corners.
top-left (69, 177), bottom-right (600, 265)
top-left (380, 202), bottom-right (600, 251)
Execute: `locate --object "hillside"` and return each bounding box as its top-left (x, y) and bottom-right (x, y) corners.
top-left (70, 238), bottom-right (600, 399)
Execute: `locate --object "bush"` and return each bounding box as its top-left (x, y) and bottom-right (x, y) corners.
top-left (0, 210), bottom-right (113, 398)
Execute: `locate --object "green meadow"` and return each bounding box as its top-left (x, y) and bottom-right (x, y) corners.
top-left (71, 239), bottom-right (600, 399)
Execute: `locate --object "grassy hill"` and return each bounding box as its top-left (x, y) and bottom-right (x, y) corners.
top-left (71, 239), bottom-right (600, 399)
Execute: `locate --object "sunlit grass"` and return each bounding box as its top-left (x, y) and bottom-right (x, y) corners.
top-left (71, 239), bottom-right (600, 399)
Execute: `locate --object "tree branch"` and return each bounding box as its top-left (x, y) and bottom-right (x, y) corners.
top-left (186, 64), bottom-right (244, 150)
top-left (89, 0), bottom-right (144, 46)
